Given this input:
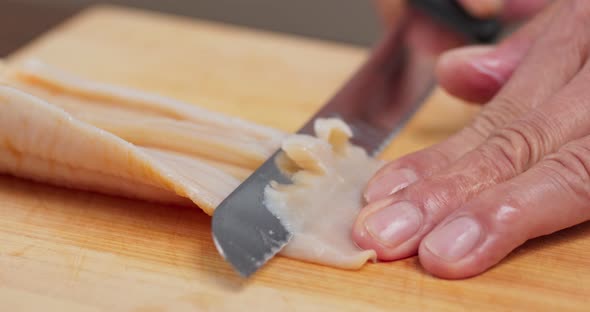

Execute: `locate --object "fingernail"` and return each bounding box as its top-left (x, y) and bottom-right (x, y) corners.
top-left (365, 168), bottom-right (418, 202)
top-left (439, 46), bottom-right (506, 85)
top-left (469, 55), bottom-right (507, 85)
top-left (364, 201), bottom-right (422, 247)
top-left (424, 217), bottom-right (482, 262)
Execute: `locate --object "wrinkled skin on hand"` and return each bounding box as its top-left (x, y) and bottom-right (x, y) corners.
top-left (354, 0), bottom-right (590, 279)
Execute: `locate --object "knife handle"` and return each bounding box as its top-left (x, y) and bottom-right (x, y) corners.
top-left (409, 0), bottom-right (502, 43)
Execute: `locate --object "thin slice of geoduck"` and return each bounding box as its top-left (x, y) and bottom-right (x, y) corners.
top-left (0, 85), bottom-right (239, 214)
top-left (9, 59), bottom-right (285, 143)
top-left (2, 60), bottom-right (285, 170)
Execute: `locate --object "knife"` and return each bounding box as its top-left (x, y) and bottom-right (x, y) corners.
top-left (212, 0), bottom-right (501, 277)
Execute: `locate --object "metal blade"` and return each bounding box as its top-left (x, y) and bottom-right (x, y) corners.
top-left (212, 151), bottom-right (291, 277)
top-left (212, 17), bottom-right (438, 277)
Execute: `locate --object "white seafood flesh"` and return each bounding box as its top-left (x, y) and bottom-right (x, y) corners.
top-left (0, 61), bottom-right (287, 215)
top-left (0, 85), bottom-right (241, 214)
top-left (4, 60), bottom-right (285, 169)
top-left (1, 60), bottom-right (381, 270)
top-left (265, 119), bottom-right (381, 269)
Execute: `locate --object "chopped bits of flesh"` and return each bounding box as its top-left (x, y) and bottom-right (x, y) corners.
top-left (265, 119), bottom-right (382, 269)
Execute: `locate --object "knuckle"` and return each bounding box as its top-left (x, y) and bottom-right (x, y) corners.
top-left (405, 159), bottom-right (501, 222)
top-left (405, 178), bottom-right (451, 220)
top-left (543, 141), bottom-right (590, 201)
top-left (492, 202), bottom-right (525, 229)
top-left (467, 95), bottom-right (529, 138)
top-left (405, 174), bottom-right (474, 223)
top-left (477, 135), bottom-right (521, 179)
top-left (482, 118), bottom-right (549, 175)
top-left (466, 111), bottom-right (499, 139)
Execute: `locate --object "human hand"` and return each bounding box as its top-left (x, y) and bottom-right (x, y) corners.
top-left (375, 0), bottom-right (548, 25)
top-left (374, 0), bottom-right (548, 59)
top-left (355, 0), bottom-right (590, 279)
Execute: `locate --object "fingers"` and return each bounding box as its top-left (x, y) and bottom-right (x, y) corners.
top-left (358, 3), bottom-right (590, 259)
top-left (436, 45), bottom-right (514, 104)
top-left (365, 1), bottom-right (553, 201)
top-left (355, 143), bottom-right (518, 260)
top-left (364, 2), bottom-right (568, 202)
top-left (362, 0), bottom-right (590, 278)
top-left (475, 0), bottom-right (590, 130)
top-left (364, 128), bottom-right (483, 202)
top-left (419, 136), bottom-right (590, 278)
top-left (436, 1), bottom-right (556, 104)
top-left (356, 50), bottom-right (590, 260)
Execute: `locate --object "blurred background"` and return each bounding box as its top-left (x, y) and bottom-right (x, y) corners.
top-left (1, 0), bottom-right (382, 57)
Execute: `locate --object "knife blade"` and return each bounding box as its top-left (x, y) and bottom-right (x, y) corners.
top-left (212, 0), bottom-right (501, 277)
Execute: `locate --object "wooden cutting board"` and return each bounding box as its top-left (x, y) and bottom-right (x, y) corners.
top-left (1, 5), bottom-right (588, 311)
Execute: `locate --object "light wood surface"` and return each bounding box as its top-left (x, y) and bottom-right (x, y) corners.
top-left (1, 5), bottom-right (589, 311)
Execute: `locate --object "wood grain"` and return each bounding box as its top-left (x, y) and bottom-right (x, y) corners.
top-left (1, 5), bottom-right (589, 311)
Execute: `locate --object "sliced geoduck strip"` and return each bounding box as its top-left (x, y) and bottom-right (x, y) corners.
top-left (0, 85), bottom-right (239, 214)
top-left (3, 60), bottom-right (285, 169)
top-left (10, 60), bottom-right (285, 140)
